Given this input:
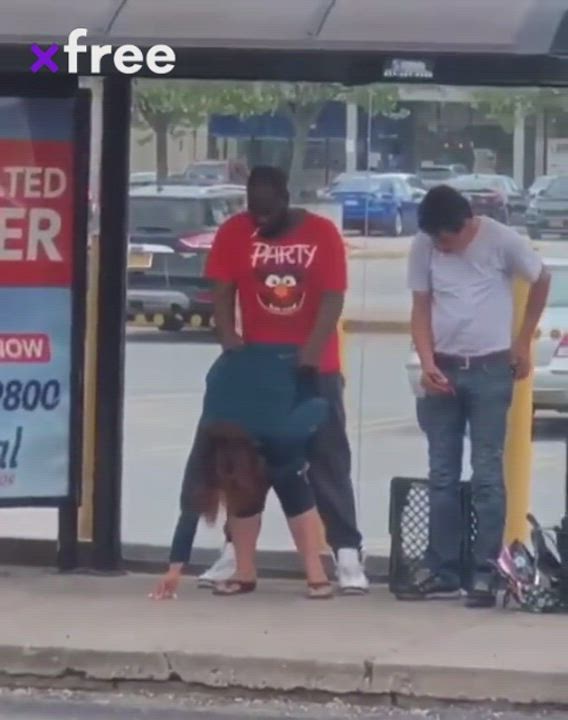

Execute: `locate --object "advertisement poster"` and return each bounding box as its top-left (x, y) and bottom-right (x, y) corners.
top-left (0, 97), bottom-right (75, 502)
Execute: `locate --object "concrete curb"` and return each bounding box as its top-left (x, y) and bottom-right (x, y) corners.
top-left (348, 250), bottom-right (407, 261)
top-left (126, 318), bottom-right (411, 335)
top-left (343, 318), bottom-right (410, 334)
top-left (0, 646), bottom-right (567, 706)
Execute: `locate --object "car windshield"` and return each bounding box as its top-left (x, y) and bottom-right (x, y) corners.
top-left (531, 176), bottom-right (551, 192)
top-left (331, 177), bottom-right (392, 193)
top-left (544, 177), bottom-right (568, 199)
top-left (129, 198), bottom-right (207, 234)
top-left (184, 163), bottom-right (226, 184)
top-left (449, 177), bottom-right (495, 192)
top-left (452, 176), bottom-right (505, 192)
top-left (419, 167), bottom-right (452, 180)
top-left (548, 267), bottom-right (568, 308)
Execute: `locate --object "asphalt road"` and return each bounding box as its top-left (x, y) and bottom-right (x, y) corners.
top-left (0, 691), bottom-right (564, 720)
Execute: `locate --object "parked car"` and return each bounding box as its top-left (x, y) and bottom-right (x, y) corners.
top-left (127, 239), bottom-right (215, 332)
top-left (128, 184), bottom-right (246, 250)
top-left (129, 171), bottom-right (157, 187)
top-left (450, 174), bottom-right (527, 225)
top-left (175, 160), bottom-right (249, 187)
top-left (448, 175), bottom-right (509, 223)
top-left (525, 175), bottom-right (568, 240)
top-left (528, 175), bottom-right (555, 199)
top-left (417, 163), bottom-right (468, 188)
top-left (126, 184), bottom-right (246, 332)
top-left (533, 258), bottom-right (568, 413)
top-left (405, 258), bottom-right (568, 414)
top-left (320, 172), bottom-right (426, 236)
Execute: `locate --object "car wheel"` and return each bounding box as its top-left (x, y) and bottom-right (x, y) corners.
top-left (158, 315), bottom-right (184, 332)
top-left (390, 211), bottom-right (403, 237)
top-left (528, 227), bottom-right (541, 240)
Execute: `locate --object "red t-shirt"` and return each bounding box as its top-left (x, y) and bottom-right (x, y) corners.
top-left (205, 211), bottom-right (346, 373)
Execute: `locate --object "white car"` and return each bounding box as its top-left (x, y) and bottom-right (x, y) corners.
top-left (406, 258), bottom-right (568, 413)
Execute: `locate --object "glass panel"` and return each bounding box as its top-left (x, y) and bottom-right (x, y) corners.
top-left (548, 267), bottom-right (568, 307)
top-left (120, 79), bottom-right (568, 577)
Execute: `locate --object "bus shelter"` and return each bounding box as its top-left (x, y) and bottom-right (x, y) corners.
top-left (0, 0), bottom-right (567, 572)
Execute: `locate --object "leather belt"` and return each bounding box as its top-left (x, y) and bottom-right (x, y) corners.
top-left (434, 349), bottom-right (511, 370)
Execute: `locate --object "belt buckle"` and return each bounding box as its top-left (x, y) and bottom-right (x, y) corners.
top-left (460, 356), bottom-right (471, 370)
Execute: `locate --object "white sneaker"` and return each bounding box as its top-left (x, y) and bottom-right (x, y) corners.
top-left (335, 548), bottom-right (370, 595)
top-left (197, 543), bottom-right (236, 588)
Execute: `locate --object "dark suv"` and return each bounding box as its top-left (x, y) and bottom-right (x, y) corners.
top-left (127, 184), bottom-right (245, 332)
top-left (172, 160), bottom-right (249, 187)
top-left (128, 183), bottom-right (245, 249)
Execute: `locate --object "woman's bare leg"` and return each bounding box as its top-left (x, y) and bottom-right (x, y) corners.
top-left (228, 514), bottom-right (261, 578)
top-left (287, 508), bottom-right (331, 596)
top-left (213, 514), bottom-right (261, 595)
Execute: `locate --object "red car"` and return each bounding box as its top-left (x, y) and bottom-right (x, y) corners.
top-left (448, 175), bottom-right (511, 224)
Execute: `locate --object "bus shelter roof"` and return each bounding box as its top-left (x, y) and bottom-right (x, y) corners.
top-left (1, 0), bottom-right (568, 84)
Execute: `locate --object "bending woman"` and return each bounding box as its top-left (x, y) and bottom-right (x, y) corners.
top-left (194, 343), bottom-right (333, 600)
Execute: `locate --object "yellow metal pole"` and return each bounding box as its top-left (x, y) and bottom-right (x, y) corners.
top-left (503, 278), bottom-right (532, 544)
top-left (78, 235), bottom-right (100, 541)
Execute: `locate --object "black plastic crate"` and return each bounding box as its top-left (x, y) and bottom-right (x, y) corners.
top-left (388, 477), bottom-right (476, 596)
top-left (556, 520), bottom-right (568, 605)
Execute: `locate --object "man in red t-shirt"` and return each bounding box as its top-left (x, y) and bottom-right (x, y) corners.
top-left (151, 167), bottom-right (368, 600)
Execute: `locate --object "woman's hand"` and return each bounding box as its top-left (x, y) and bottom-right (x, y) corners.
top-left (149, 564), bottom-right (182, 600)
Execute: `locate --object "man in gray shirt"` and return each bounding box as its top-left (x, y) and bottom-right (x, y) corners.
top-left (407, 185), bottom-right (550, 608)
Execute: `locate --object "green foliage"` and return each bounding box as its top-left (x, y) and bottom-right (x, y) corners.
top-left (473, 88), bottom-right (568, 132)
top-left (133, 80), bottom-right (401, 181)
top-left (134, 80), bottom-right (400, 131)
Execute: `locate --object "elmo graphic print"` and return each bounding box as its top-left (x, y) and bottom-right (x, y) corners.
top-left (250, 241), bottom-right (317, 317)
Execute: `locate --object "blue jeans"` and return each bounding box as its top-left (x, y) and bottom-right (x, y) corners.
top-left (416, 356), bottom-right (514, 583)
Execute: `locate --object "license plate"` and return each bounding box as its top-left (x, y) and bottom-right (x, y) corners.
top-left (344, 200), bottom-right (358, 206)
top-left (128, 251), bottom-right (153, 269)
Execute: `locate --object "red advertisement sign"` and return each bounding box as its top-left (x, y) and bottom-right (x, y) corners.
top-left (0, 139), bottom-right (73, 287)
top-left (0, 333), bottom-right (51, 363)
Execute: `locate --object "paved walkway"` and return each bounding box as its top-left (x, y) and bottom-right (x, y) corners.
top-left (1, 568), bottom-right (567, 706)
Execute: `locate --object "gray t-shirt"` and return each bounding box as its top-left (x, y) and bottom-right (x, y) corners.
top-left (407, 217), bottom-right (543, 356)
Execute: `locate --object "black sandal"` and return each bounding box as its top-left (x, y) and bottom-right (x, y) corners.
top-left (306, 582), bottom-right (334, 600)
top-left (213, 580), bottom-right (257, 596)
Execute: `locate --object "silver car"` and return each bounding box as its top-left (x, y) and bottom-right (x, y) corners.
top-left (406, 258), bottom-right (568, 413)
top-left (533, 258), bottom-right (568, 412)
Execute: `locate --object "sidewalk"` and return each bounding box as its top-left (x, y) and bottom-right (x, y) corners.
top-left (343, 309), bottom-right (409, 333)
top-left (1, 568), bottom-right (567, 706)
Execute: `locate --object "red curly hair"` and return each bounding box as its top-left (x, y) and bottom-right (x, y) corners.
top-left (194, 422), bottom-right (270, 524)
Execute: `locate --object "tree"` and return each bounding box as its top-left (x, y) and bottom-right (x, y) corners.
top-left (472, 88), bottom-right (568, 132)
top-left (134, 81), bottom-right (213, 179)
top-left (256, 83), bottom-right (400, 198)
top-left (134, 80), bottom-right (401, 193)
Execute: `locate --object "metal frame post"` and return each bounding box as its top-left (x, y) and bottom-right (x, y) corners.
top-left (91, 77), bottom-right (131, 572)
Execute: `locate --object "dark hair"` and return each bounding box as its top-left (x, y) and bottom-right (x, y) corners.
top-left (418, 185), bottom-right (473, 236)
top-left (247, 165), bottom-right (289, 197)
top-left (194, 422), bottom-right (269, 524)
